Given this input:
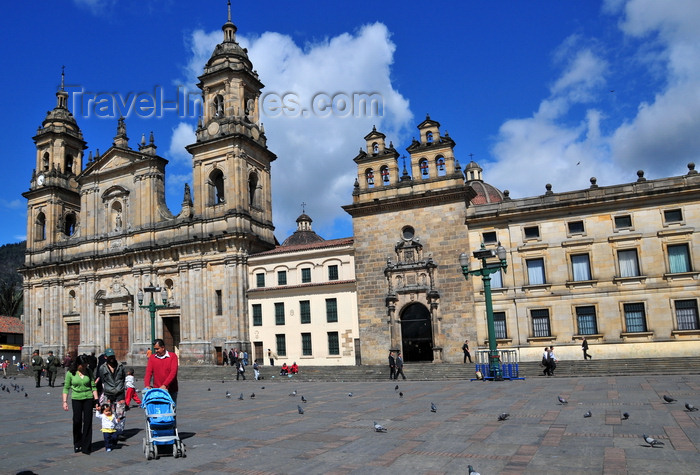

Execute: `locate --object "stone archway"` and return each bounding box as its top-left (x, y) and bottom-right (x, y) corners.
top-left (400, 303), bottom-right (433, 362)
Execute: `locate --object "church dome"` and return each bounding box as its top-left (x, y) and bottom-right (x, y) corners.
top-left (281, 213), bottom-right (325, 246)
top-left (464, 160), bottom-right (504, 204)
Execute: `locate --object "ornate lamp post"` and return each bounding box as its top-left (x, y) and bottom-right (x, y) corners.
top-left (137, 284), bottom-right (168, 352)
top-left (459, 243), bottom-right (508, 380)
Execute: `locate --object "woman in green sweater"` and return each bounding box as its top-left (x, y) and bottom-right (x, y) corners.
top-left (62, 354), bottom-right (98, 454)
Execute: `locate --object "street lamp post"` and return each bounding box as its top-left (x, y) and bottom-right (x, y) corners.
top-left (137, 284), bottom-right (169, 352)
top-left (459, 243), bottom-right (508, 381)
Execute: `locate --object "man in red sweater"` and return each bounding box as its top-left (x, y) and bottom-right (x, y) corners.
top-left (144, 339), bottom-right (179, 403)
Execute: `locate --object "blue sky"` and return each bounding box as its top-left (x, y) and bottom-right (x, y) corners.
top-left (2, 0), bottom-right (699, 246)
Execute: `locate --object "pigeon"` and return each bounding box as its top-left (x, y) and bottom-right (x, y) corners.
top-left (685, 403), bottom-right (698, 412)
top-left (261, 386), bottom-right (265, 389)
top-left (663, 395), bottom-right (676, 403)
top-left (584, 411), bottom-right (592, 418)
top-left (348, 392), bottom-right (353, 397)
top-left (297, 405), bottom-right (304, 415)
top-left (498, 413), bottom-right (509, 421)
top-left (399, 392), bottom-right (403, 398)
top-left (238, 393), bottom-right (244, 400)
top-left (468, 465), bottom-right (480, 475)
top-left (394, 385), bottom-right (399, 392)
top-left (24, 393), bottom-right (28, 398)
top-left (208, 388), bottom-right (211, 391)
top-left (250, 393), bottom-right (255, 399)
top-left (430, 402), bottom-right (437, 413)
top-left (558, 396), bottom-right (568, 404)
top-left (289, 390), bottom-right (297, 397)
top-left (301, 395), bottom-right (307, 403)
top-left (222, 380), bottom-right (225, 383)
top-left (225, 391), bottom-right (231, 399)
top-left (643, 434), bottom-right (664, 447)
top-left (373, 421), bottom-right (387, 432)
top-left (622, 412), bottom-right (629, 420)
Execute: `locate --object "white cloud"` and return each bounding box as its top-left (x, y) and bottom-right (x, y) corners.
top-left (72, 0), bottom-right (116, 15)
top-left (487, 0), bottom-right (700, 198)
top-left (174, 22), bottom-right (412, 240)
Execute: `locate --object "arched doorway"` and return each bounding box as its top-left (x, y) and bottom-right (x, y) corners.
top-left (400, 303), bottom-right (433, 362)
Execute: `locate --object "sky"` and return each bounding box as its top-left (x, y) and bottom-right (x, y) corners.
top-left (2, 0), bottom-right (699, 246)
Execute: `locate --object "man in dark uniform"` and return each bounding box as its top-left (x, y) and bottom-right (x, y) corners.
top-left (388, 351), bottom-right (396, 380)
top-left (31, 350), bottom-right (44, 387)
top-left (45, 350), bottom-right (61, 387)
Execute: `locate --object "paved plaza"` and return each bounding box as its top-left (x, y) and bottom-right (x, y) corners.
top-left (1, 372), bottom-right (699, 474)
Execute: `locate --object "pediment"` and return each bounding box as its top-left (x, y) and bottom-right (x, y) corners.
top-left (81, 147), bottom-right (140, 178)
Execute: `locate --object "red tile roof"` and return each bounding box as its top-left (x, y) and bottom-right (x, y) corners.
top-left (253, 237), bottom-right (354, 256)
top-left (0, 316), bottom-right (24, 334)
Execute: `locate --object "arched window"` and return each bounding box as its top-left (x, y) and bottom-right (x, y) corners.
top-left (380, 165), bottom-right (390, 184)
top-left (209, 169), bottom-right (225, 205)
top-left (372, 142), bottom-right (379, 154)
top-left (64, 212), bottom-right (77, 236)
top-left (111, 202), bottom-right (123, 231)
top-left (365, 168), bottom-right (375, 188)
top-left (248, 172), bottom-right (259, 208)
top-left (42, 152), bottom-right (50, 171)
top-left (35, 212), bottom-right (46, 241)
top-left (426, 132), bottom-right (433, 143)
top-left (436, 156), bottom-right (446, 176)
top-left (213, 94), bottom-right (224, 118)
top-left (419, 159), bottom-right (429, 177)
top-left (65, 153), bottom-right (74, 175)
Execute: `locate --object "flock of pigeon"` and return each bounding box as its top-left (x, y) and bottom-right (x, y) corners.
top-left (556, 393), bottom-right (698, 448)
top-left (0, 380), bottom-right (27, 398)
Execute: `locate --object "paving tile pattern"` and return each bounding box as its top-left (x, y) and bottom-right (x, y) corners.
top-left (0, 374), bottom-right (699, 474)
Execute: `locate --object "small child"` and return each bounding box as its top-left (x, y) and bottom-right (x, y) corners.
top-left (95, 404), bottom-right (118, 452)
top-left (125, 368), bottom-right (142, 407)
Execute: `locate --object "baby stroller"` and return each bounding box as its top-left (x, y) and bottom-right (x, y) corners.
top-left (141, 388), bottom-right (185, 459)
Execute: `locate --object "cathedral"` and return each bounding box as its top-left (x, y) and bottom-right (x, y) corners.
top-left (20, 6), bottom-right (700, 366)
top-left (21, 7), bottom-right (275, 363)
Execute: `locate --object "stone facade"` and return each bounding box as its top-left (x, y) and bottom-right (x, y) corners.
top-left (20, 9), bottom-right (275, 364)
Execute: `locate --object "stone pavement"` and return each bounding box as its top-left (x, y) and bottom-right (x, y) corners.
top-left (1, 373), bottom-right (699, 474)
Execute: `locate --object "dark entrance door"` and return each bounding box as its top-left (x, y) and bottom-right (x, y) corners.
top-left (110, 313), bottom-right (129, 361)
top-left (400, 303), bottom-right (433, 362)
top-left (162, 316), bottom-right (180, 352)
top-left (66, 322), bottom-right (80, 358)
top-left (254, 341), bottom-right (263, 364)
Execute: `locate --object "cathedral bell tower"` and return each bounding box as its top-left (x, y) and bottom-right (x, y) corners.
top-left (186, 1), bottom-right (275, 247)
top-left (23, 70), bottom-right (86, 253)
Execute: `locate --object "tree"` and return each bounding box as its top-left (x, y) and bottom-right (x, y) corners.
top-left (0, 279), bottom-right (22, 318)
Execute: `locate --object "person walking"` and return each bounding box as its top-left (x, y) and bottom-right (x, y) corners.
top-left (222, 348), bottom-right (229, 366)
top-left (548, 346), bottom-right (558, 376)
top-left (267, 348), bottom-right (277, 366)
top-left (125, 368), bottom-right (142, 407)
top-left (462, 339), bottom-right (472, 364)
top-left (95, 403), bottom-right (119, 452)
top-left (62, 354), bottom-right (98, 455)
top-left (541, 347), bottom-right (551, 376)
top-left (31, 349), bottom-right (44, 388)
top-left (45, 350), bottom-right (61, 387)
top-left (144, 339), bottom-right (179, 403)
top-left (236, 360), bottom-right (246, 380)
top-left (388, 351), bottom-right (396, 380)
top-left (582, 337), bottom-right (592, 360)
top-left (395, 351), bottom-right (407, 380)
top-left (253, 361), bottom-right (260, 380)
top-left (98, 349), bottom-right (126, 404)
top-left (229, 348), bottom-right (235, 366)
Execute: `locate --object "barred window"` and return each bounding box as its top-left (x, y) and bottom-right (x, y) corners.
top-left (301, 333), bottom-right (312, 356)
top-left (301, 268), bottom-right (311, 283)
top-left (576, 306), bottom-right (597, 335)
top-left (328, 332), bottom-right (340, 355)
top-left (256, 273), bottom-right (265, 288)
top-left (328, 265), bottom-right (339, 281)
top-left (252, 304), bottom-right (262, 326)
top-left (675, 300), bottom-right (699, 330)
top-left (623, 303), bottom-right (647, 332)
top-left (300, 300), bottom-right (311, 324)
top-left (493, 311), bottom-right (507, 339)
top-left (326, 298), bottom-right (338, 323)
top-left (531, 309), bottom-right (551, 337)
top-left (277, 270), bottom-right (287, 286)
top-left (275, 334), bottom-right (286, 357)
top-left (275, 302), bottom-right (285, 325)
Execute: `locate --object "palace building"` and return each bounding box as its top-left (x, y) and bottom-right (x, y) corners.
top-left (20, 6), bottom-right (700, 366)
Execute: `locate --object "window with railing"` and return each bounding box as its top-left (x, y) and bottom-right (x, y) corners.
top-left (675, 300), bottom-right (699, 330)
top-left (531, 309), bottom-right (551, 337)
top-left (493, 311), bottom-right (507, 339)
top-left (623, 303), bottom-right (647, 332)
top-left (576, 306), bottom-right (598, 335)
